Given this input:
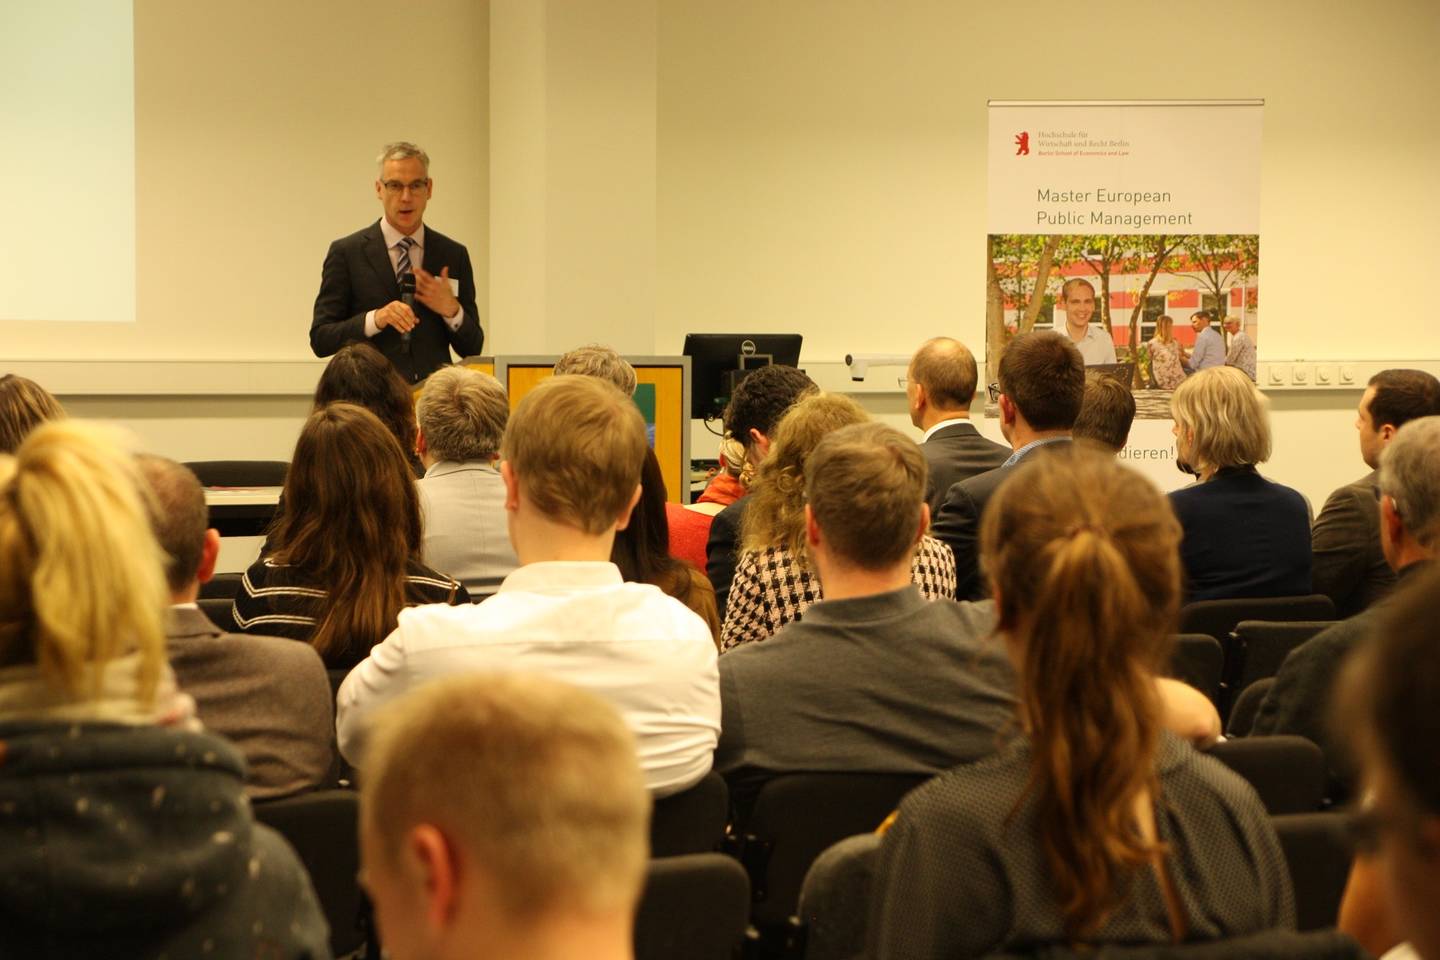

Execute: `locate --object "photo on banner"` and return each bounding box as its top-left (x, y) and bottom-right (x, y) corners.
top-left (986, 101), bottom-right (1262, 425)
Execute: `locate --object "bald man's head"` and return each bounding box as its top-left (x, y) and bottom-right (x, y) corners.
top-left (907, 337), bottom-right (979, 429)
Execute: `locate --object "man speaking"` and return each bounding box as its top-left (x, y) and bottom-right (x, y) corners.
top-left (311, 142), bottom-right (483, 384)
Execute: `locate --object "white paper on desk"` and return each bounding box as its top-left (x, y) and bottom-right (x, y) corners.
top-left (448, 277), bottom-right (459, 296)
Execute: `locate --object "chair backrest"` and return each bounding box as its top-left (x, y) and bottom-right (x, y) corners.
top-left (198, 571), bottom-right (243, 600)
top-left (635, 854), bottom-right (750, 960)
top-left (1167, 634), bottom-right (1224, 703)
top-left (741, 772), bottom-right (929, 929)
top-left (1226, 677), bottom-right (1276, 738)
top-left (1179, 595), bottom-right (1336, 644)
top-left (1272, 812), bottom-right (1355, 933)
top-left (984, 928), bottom-right (1368, 959)
top-left (197, 597), bottom-right (239, 632)
top-left (184, 459), bottom-right (289, 488)
top-left (651, 771), bottom-right (729, 858)
top-left (1231, 620), bottom-right (1335, 693)
top-left (798, 833), bottom-right (882, 960)
top-left (252, 789), bottom-right (366, 958)
top-left (1204, 736), bottom-right (1326, 815)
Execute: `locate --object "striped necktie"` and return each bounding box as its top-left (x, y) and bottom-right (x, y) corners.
top-left (394, 236), bottom-right (415, 281)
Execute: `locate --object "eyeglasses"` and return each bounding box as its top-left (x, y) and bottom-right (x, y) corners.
top-left (987, 381), bottom-right (1001, 403)
top-left (381, 179), bottom-right (431, 196)
top-left (897, 377), bottom-right (909, 389)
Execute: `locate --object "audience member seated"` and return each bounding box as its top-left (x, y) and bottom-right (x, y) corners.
top-left (932, 331), bottom-right (1085, 600)
top-left (552, 342), bottom-right (638, 395)
top-left (358, 672), bottom-right (649, 960)
top-left (1312, 369), bottom-right (1440, 618)
top-left (867, 446), bottom-right (1292, 958)
top-left (721, 393), bottom-right (956, 651)
top-left (338, 376), bottom-right (720, 796)
top-left (138, 454), bottom-right (333, 800)
top-left (1253, 416), bottom-right (1440, 799)
top-left (715, 422), bottom-right (1016, 810)
top-left (0, 372), bottom-right (64, 453)
top-left (1073, 371), bottom-right (1137, 453)
top-left (1169, 365), bottom-right (1311, 601)
top-left (666, 437), bottom-right (747, 572)
top-left (0, 422), bottom-right (329, 957)
top-left (414, 366), bottom-right (519, 599)
top-left (313, 341), bottom-right (425, 475)
top-left (233, 403), bottom-right (467, 669)
top-left (613, 447), bottom-right (720, 644)
top-left (706, 364), bottom-right (817, 619)
top-left (906, 336), bottom-right (1010, 518)
top-left (1335, 567), bottom-right (1440, 960)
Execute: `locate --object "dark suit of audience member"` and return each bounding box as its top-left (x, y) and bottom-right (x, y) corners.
top-left (706, 497), bottom-right (747, 620)
top-left (1251, 561), bottom-right (1429, 801)
top-left (715, 589), bottom-right (1015, 812)
top-left (1310, 471), bottom-right (1395, 618)
top-left (921, 421), bottom-right (1010, 520)
top-left (167, 605), bottom-right (335, 800)
top-left (1169, 466), bottom-right (1312, 602)
top-left (932, 439), bottom-right (1071, 601)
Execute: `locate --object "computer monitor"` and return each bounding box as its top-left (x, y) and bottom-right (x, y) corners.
top-left (683, 334), bottom-right (803, 421)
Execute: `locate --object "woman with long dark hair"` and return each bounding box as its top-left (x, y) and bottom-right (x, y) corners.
top-left (233, 402), bottom-right (467, 667)
top-left (611, 447), bottom-right (719, 643)
top-left (313, 341), bottom-right (424, 475)
top-left (867, 446), bottom-right (1291, 957)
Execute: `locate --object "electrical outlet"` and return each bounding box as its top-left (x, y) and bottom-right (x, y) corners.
top-left (1268, 366), bottom-right (1287, 387)
top-left (1315, 364), bottom-right (1336, 386)
top-left (1339, 365), bottom-right (1357, 385)
top-left (1292, 364), bottom-right (1310, 385)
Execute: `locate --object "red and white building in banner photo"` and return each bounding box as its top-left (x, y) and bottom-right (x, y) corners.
top-left (1001, 257), bottom-right (1259, 353)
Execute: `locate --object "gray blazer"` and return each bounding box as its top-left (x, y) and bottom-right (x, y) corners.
top-left (1310, 470), bottom-right (1396, 618)
top-left (417, 459), bottom-right (519, 600)
top-left (166, 606), bottom-right (334, 800)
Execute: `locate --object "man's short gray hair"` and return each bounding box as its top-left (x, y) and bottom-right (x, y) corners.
top-left (1379, 415), bottom-right (1440, 548)
top-left (417, 367), bottom-right (508, 462)
top-left (377, 141), bottom-right (430, 174)
top-left (553, 344), bottom-right (638, 397)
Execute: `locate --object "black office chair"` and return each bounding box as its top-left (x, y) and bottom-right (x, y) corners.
top-left (651, 771), bottom-right (729, 858)
top-left (184, 460), bottom-right (289, 487)
top-left (1167, 634), bottom-right (1224, 703)
top-left (1205, 736), bottom-right (1326, 815)
top-left (1179, 597), bottom-right (1335, 719)
top-left (198, 571), bottom-right (244, 600)
top-left (252, 789), bottom-right (370, 958)
top-left (797, 833), bottom-right (882, 960)
top-left (634, 854), bottom-right (750, 960)
top-left (985, 929), bottom-right (1367, 959)
top-left (1229, 620), bottom-right (1334, 694)
top-left (735, 772), bottom-right (929, 946)
top-left (1273, 812), bottom-right (1355, 932)
top-left (197, 597), bottom-right (238, 632)
top-left (1226, 677), bottom-right (1276, 738)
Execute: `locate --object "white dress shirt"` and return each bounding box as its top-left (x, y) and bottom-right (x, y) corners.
top-left (1062, 323), bottom-right (1118, 365)
top-left (921, 417), bottom-right (976, 443)
top-left (362, 220), bottom-right (466, 337)
top-left (336, 561), bottom-right (720, 796)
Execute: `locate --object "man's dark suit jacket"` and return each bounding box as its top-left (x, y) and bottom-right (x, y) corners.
top-left (920, 421), bottom-right (1011, 520)
top-left (1310, 470), bottom-right (1396, 618)
top-left (1251, 560), bottom-right (1430, 801)
top-left (1168, 466), bottom-right (1312, 603)
top-left (311, 220), bottom-right (484, 384)
top-left (706, 497), bottom-right (749, 622)
top-left (930, 439), bottom-right (1071, 601)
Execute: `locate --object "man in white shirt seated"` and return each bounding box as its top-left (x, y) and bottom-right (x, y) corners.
top-left (415, 366), bottom-right (518, 599)
top-left (338, 374), bottom-right (721, 795)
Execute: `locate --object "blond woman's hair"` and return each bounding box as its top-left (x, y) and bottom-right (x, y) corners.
top-left (1169, 365), bottom-right (1272, 474)
top-left (361, 672), bottom-right (650, 919)
top-left (417, 366), bottom-right (509, 462)
top-left (741, 392), bottom-right (869, 560)
top-left (980, 444), bottom-right (1182, 941)
top-left (553, 344), bottom-right (638, 397)
top-left (0, 421), bottom-right (168, 703)
top-left (501, 376), bottom-right (646, 536)
top-left (0, 374), bottom-right (66, 454)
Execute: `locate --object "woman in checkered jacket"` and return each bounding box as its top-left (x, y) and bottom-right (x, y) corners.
top-left (719, 392), bottom-right (956, 652)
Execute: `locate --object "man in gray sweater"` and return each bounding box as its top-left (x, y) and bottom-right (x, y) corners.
top-left (714, 422), bottom-right (1017, 810)
top-left (139, 455), bottom-right (334, 799)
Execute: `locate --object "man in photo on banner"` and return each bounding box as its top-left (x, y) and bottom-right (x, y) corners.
top-left (1224, 315), bottom-right (1257, 382)
top-left (311, 142), bottom-right (484, 385)
top-left (1056, 278), bottom-right (1117, 366)
top-left (1184, 310), bottom-right (1226, 376)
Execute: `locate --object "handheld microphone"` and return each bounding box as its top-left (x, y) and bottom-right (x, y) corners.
top-left (399, 272), bottom-right (416, 345)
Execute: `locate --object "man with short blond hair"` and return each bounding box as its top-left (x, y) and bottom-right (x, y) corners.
top-left (415, 367), bottom-right (518, 598)
top-left (360, 672), bottom-right (649, 960)
top-left (1057, 278), bottom-right (1117, 365)
top-left (715, 422), bottom-right (1015, 808)
top-left (906, 337), bottom-right (1009, 517)
top-left (553, 344), bottom-right (638, 397)
top-left (339, 376), bottom-right (721, 795)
